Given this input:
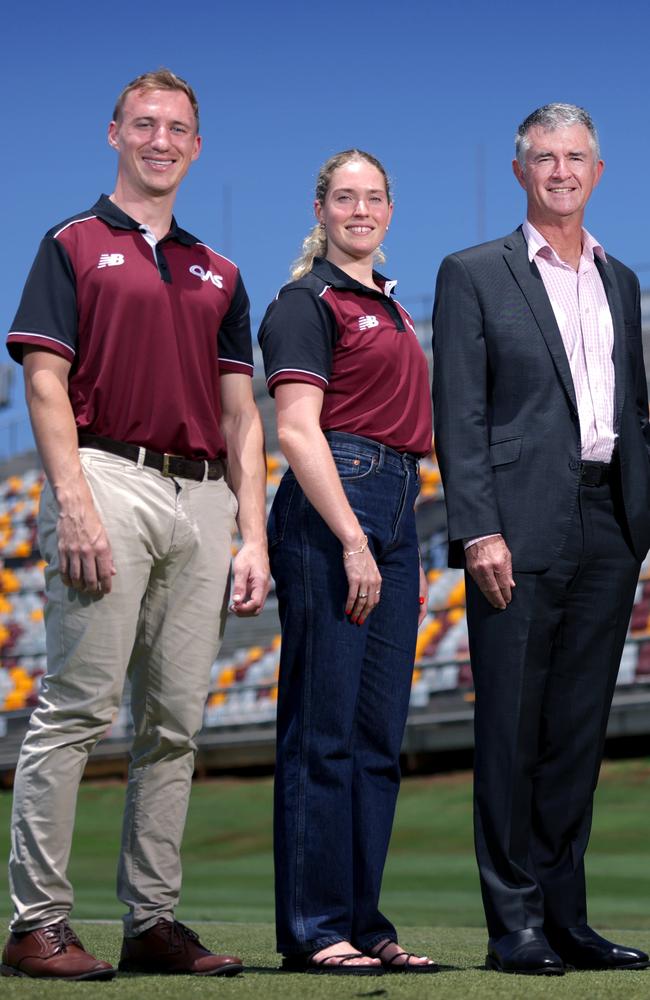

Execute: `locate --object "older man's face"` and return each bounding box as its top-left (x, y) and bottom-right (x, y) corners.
top-left (513, 124), bottom-right (604, 227)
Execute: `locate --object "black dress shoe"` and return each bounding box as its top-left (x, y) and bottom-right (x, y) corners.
top-left (486, 928), bottom-right (564, 975)
top-left (545, 924), bottom-right (650, 971)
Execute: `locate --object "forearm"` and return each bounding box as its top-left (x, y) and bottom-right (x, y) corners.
top-left (222, 402), bottom-right (267, 546)
top-left (278, 422), bottom-right (364, 550)
top-left (26, 367), bottom-right (91, 512)
top-left (24, 354), bottom-right (114, 592)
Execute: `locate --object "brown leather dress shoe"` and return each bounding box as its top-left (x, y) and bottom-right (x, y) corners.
top-left (119, 918), bottom-right (243, 976)
top-left (1, 920), bottom-right (115, 980)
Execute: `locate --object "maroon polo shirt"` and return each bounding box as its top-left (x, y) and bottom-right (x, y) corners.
top-left (258, 257), bottom-right (432, 455)
top-left (7, 195), bottom-right (253, 459)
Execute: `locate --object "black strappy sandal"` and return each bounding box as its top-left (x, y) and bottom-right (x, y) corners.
top-left (281, 948), bottom-right (384, 976)
top-left (371, 938), bottom-right (439, 974)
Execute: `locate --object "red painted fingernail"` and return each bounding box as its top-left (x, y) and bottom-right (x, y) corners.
top-left (419, 596), bottom-right (425, 605)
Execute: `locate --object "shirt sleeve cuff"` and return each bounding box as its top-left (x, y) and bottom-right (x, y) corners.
top-left (463, 533), bottom-right (501, 550)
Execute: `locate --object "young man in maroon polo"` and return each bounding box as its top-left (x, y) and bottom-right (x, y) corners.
top-left (2, 69), bottom-right (269, 981)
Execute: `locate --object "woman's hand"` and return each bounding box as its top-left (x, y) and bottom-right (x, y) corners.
top-left (418, 564), bottom-right (428, 625)
top-left (343, 538), bottom-right (382, 625)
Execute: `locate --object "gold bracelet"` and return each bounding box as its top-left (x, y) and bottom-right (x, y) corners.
top-left (343, 534), bottom-right (368, 560)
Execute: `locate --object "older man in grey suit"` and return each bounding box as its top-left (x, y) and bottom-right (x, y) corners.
top-left (432, 104), bottom-right (650, 975)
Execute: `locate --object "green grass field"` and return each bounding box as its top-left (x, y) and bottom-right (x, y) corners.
top-left (1, 759), bottom-right (649, 998)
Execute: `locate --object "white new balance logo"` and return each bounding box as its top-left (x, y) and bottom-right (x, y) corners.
top-left (97, 253), bottom-right (125, 269)
top-left (189, 264), bottom-right (224, 288)
top-left (358, 315), bottom-right (379, 331)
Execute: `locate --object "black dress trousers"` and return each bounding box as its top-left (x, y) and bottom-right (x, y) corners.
top-left (466, 474), bottom-right (640, 939)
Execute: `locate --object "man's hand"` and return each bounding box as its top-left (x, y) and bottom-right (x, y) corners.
top-left (57, 492), bottom-right (115, 595)
top-left (230, 541), bottom-right (270, 617)
top-left (465, 534), bottom-right (515, 610)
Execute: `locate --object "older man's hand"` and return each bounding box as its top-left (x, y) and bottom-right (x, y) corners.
top-left (465, 534), bottom-right (515, 610)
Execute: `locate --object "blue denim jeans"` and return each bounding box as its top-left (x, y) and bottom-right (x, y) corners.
top-left (269, 430), bottom-right (421, 956)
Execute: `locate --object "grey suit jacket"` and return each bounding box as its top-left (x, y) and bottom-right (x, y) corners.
top-left (432, 226), bottom-right (650, 571)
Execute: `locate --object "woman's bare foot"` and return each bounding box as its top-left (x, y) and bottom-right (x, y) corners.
top-left (370, 938), bottom-right (438, 970)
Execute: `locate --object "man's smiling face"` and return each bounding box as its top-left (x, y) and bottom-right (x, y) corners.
top-left (108, 87), bottom-right (201, 199)
top-left (513, 123), bottom-right (603, 227)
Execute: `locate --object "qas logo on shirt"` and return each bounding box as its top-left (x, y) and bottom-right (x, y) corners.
top-left (358, 315), bottom-right (379, 331)
top-left (97, 253), bottom-right (125, 268)
top-left (189, 264), bottom-right (224, 288)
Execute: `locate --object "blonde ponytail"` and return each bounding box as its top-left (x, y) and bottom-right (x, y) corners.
top-left (291, 224), bottom-right (327, 281)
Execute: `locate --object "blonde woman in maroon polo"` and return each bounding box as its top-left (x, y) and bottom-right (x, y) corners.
top-left (259, 150), bottom-right (437, 975)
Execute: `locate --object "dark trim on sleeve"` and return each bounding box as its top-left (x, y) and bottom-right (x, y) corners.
top-left (217, 271), bottom-right (254, 371)
top-left (267, 369), bottom-right (328, 394)
top-left (6, 233), bottom-right (79, 366)
top-left (219, 359), bottom-right (254, 376)
top-left (7, 333), bottom-right (75, 364)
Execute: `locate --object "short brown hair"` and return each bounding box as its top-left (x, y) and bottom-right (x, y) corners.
top-left (113, 68), bottom-right (200, 131)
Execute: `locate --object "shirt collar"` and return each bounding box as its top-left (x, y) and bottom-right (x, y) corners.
top-left (91, 194), bottom-right (198, 246)
top-left (522, 219), bottom-right (607, 265)
top-left (311, 256), bottom-right (397, 297)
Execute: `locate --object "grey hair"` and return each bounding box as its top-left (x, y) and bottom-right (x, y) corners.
top-left (515, 103), bottom-right (600, 171)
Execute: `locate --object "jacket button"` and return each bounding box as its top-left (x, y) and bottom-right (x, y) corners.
top-left (569, 459), bottom-right (579, 471)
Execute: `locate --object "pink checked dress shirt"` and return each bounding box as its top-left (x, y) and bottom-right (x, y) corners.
top-left (522, 219), bottom-right (616, 462)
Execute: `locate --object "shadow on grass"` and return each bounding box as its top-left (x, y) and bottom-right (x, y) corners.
top-left (241, 961), bottom-right (462, 974)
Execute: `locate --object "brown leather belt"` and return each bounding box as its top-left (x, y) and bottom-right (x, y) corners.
top-left (78, 433), bottom-right (225, 481)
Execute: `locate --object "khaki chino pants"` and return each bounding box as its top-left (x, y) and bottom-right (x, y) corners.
top-left (9, 448), bottom-right (237, 933)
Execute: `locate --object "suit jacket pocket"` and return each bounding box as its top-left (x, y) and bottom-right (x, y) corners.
top-left (489, 437), bottom-right (522, 467)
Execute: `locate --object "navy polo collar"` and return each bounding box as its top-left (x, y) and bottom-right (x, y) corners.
top-left (91, 194), bottom-right (198, 246)
top-left (311, 257), bottom-right (397, 298)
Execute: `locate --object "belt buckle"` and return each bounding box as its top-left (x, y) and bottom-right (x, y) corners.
top-left (162, 453), bottom-right (173, 477)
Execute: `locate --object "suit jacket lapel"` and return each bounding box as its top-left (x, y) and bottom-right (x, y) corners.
top-left (595, 256), bottom-right (626, 431)
top-left (503, 228), bottom-right (578, 414)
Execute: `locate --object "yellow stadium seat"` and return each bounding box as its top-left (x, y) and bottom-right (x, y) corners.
top-left (448, 579), bottom-right (466, 607)
top-left (218, 667), bottom-right (235, 687)
top-left (1, 569), bottom-right (20, 593)
top-left (4, 690), bottom-right (28, 711)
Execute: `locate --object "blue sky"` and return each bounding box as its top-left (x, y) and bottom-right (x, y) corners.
top-left (2, 0), bottom-right (650, 438)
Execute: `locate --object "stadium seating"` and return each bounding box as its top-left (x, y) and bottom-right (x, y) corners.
top-left (1, 460), bottom-right (650, 729)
